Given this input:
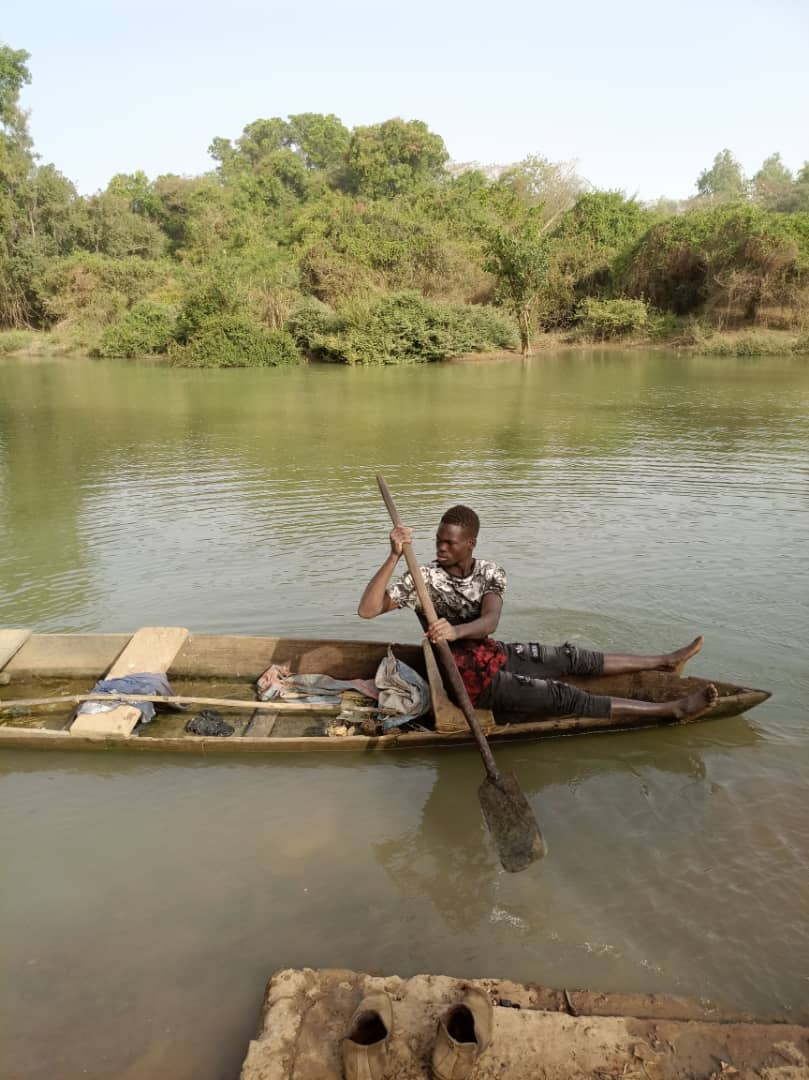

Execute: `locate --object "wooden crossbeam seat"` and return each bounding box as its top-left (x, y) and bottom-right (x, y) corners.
top-left (69, 627), bottom-right (190, 737)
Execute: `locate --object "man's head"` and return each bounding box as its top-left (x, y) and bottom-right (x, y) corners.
top-left (435, 505), bottom-right (479, 571)
top-left (440, 505), bottom-right (480, 538)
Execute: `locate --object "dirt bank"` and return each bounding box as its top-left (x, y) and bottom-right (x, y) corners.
top-left (240, 968), bottom-right (809, 1079)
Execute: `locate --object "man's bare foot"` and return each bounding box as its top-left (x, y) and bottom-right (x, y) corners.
top-left (661, 635), bottom-right (704, 674)
top-left (667, 683), bottom-right (718, 722)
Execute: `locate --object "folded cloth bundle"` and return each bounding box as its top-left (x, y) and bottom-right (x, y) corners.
top-left (257, 664), bottom-right (378, 704)
top-left (75, 672), bottom-right (183, 724)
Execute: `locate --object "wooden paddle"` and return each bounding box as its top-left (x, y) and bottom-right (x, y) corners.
top-left (376, 475), bottom-right (546, 871)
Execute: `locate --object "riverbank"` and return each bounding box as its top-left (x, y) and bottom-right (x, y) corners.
top-left (3, 326), bottom-right (807, 364)
top-left (240, 968), bottom-right (809, 1079)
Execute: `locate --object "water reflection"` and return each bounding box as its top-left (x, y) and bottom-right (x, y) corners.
top-left (375, 754), bottom-right (495, 930)
top-left (373, 716), bottom-right (762, 930)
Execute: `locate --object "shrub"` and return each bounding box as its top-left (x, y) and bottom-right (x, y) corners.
top-left (36, 253), bottom-right (174, 328)
top-left (298, 244), bottom-right (376, 305)
top-left (290, 291), bottom-right (517, 364)
top-left (697, 331), bottom-right (802, 356)
top-left (574, 298), bottom-right (650, 340)
top-left (168, 315), bottom-right (303, 367)
top-left (96, 302), bottom-right (178, 357)
top-left (176, 275), bottom-right (246, 339)
top-left (0, 329), bottom-right (36, 354)
top-left (647, 311), bottom-right (685, 340)
top-left (622, 205), bottom-right (809, 325)
top-left (286, 298), bottom-right (341, 348)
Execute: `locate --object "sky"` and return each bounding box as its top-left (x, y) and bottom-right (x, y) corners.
top-left (4, 0), bottom-right (808, 202)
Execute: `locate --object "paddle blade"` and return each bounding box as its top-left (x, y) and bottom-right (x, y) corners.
top-left (479, 772), bottom-right (547, 872)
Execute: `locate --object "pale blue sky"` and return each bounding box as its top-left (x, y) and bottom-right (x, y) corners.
top-left (5, 0), bottom-right (808, 201)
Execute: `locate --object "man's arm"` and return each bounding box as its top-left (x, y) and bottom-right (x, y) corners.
top-left (358, 525), bottom-right (412, 618)
top-left (426, 592), bottom-right (503, 643)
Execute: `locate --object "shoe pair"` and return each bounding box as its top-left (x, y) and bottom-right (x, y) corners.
top-left (342, 986), bottom-right (492, 1080)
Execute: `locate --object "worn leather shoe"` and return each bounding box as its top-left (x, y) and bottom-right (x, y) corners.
top-left (431, 986), bottom-right (493, 1079)
top-left (341, 991), bottom-right (393, 1080)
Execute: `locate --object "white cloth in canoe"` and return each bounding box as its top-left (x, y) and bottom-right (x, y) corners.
top-left (257, 666), bottom-right (378, 704)
top-left (375, 647), bottom-right (431, 730)
top-left (255, 649), bottom-right (430, 730)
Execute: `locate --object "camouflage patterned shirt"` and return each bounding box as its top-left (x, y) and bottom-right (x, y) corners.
top-left (387, 559), bottom-right (507, 627)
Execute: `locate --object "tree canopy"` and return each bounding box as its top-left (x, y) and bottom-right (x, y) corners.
top-left (2, 43), bottom-right (808, 362)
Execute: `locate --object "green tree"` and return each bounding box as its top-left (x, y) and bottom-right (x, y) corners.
top-left (285, 112), bottom-right (350, 172)
top-left (477, 185), bottom-right (550, 354)
top-left (0, 44), bottom-right (35, 324)
top-left (343, 119), bottom-right (448, 198)
top-left (80, 191), bottom-right (166, 258)
top-left (791, 162), bottom-right (809, 213)
top-left (0, 43), bottom-right (31, 135)
top-left (696, 149), bottom-right (747, 201)
top-left (106, 170), bottom-right (163, 219)
top-left (209, 118), bottom-right (312, 212)
top-left (539, 192), bottom-right (654, 328)
top-left (751, 153), bottom-right (804, 212)
top-left (0, 44), bottom-right (90, 326)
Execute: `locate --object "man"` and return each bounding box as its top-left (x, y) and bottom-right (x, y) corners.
top-left (358, 504), bottom-right (717, 724)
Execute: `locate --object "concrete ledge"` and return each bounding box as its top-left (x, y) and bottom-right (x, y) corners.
top-left (240, 969), bottom-right (809, 1080)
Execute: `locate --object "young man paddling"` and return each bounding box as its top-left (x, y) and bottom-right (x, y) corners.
top-left (358, 505), bottom-right (718, 724)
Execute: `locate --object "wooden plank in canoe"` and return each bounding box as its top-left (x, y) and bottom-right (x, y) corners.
top-left (68, 705), bottom-right (143, 737)
top-left (3, 634), bottom-right (131, 678)
top-left (422, 641), bottom-right (495, 734)
top-left (106, 626), bottom-right (189, 678)
top-left (0, 629), bottom-right (32, 673)
top-left (243, 710), bottom-right (279, 738)
top-left (71, 627), bottom-right (189, 738)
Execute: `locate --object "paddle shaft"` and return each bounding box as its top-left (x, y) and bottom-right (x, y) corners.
top-left (376, 475), bottom-right (500, 780)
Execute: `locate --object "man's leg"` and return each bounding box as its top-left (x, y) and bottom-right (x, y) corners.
top-left (602, 635), bottom-right (704, 675)
top-left (501, 637), bottom-right (704, 679)
top-left (482, 670), bottom-right (717, 724)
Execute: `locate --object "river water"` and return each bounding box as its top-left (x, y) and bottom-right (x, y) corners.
top-left (1, 351), bottom-right (808, 1079)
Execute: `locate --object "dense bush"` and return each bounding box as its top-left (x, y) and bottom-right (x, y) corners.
top-left (168, 315), bottom-right (303, 367)
top-left (286, 298), bottom-right (341, 347)
top-left (176, 270), bottom-right (246, 339)
top-left (622, 205), bottom-right (809, 325)
top-left (95, 302), bottom-right (178, 357)
top-left (35, 254), bottom-right (174, 332)
top-left (540, 194), bottom-right (657, 329)
top-left (574, 298), bottom-right (650, 340)
top-left (289, 291), bottom-right (517, 364)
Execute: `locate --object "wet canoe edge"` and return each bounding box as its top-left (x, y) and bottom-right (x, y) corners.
top-left (0, 688), bottom-right (769, 754)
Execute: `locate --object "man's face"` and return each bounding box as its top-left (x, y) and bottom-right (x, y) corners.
top-left (435, 523), bottom-right (475, 570)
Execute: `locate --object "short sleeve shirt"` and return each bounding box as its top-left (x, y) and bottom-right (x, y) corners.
top-left (387, 559), bottom-right (507, 626)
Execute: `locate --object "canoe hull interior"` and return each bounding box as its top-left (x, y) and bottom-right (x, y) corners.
top-left (0, 632), bottom-right (770, 753)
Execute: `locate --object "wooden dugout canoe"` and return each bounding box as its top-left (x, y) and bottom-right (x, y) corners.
top-left (0, 629), bottom-right (770, 754)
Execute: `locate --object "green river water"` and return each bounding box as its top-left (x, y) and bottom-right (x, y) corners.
top-left (1, 351), bottom-right (808, 1078)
